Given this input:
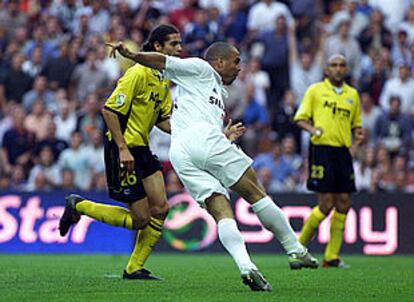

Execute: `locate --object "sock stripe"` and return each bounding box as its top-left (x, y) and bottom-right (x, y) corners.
top-left (122, 216), bottom-right (128, 228)
top-left (148, 222), bottom-right (162, 232)
top-left (150, 217), bottom-right (164, 228)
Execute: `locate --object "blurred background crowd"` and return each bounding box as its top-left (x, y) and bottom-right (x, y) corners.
top-left (0, 0), bottom-right (413, 194)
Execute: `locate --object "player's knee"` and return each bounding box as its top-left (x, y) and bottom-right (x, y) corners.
top-left (318, 202), bottom-right (334, 215)
top-left (131, 214), bottom-right (150, 230)
top-left (132, 211), bottom-right (150, 230)
top-left (151, 202), bottom-right (169, 219)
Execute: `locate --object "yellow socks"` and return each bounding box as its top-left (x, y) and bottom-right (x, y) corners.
top-left (324, 211), bottom-right (347, 261)
top-left (299, 206), bottom-right (326, 246)
top-left (75, 199), bottom-right (134, 230)
top-left (75, 200), bottom-right (164, 273)
top-left (125, 217), bottom-right (164, 274)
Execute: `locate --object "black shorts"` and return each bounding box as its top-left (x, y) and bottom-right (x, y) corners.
top-left (104, 139), bottom-right (162, 202)
top-left (307, 144), bottom-right (356, 193)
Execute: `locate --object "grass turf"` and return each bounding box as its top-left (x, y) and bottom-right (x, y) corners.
top-left (0, 254), bottom-right (413, 302)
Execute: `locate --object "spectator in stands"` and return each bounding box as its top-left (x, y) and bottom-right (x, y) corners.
top-left (183, 9), bottom-right (219, 56)
top-left (253, 140), bottom-right (299, 192)
top-left (220, 0), bottom-right (248, 45)
top-left (379, 62), bottom-right (414, 114)
top-left (374, 96), bottom-right (412, 157)
top-left (9, 164), bottom-right (27, 191)
top-left (60, 168), bottom-right (79, 191)
top-left (88, 0), bottom-right (110, 34)
top-left (132, 0), bottom-right (162, 36)
top-left (41, 40), bottom-right (77, 90)
top-left (23, 25), bottom-right (57, 64)
top-left (354, 146), bottom-right (376, 192)
top-left (360, 92), bottom-right (382, 138)
top-left (54, 99), bottom-right (77, 143)
top-left (0, 0), bottom-right (27, 40)
top-left (391, 25), bottom-right (410, 65)
top-left (24, 100), bottom-right (52, 141)
top-left (370, 0), bottom-right (409, 30)
top-left (357, 9), bottom-right (392, 54)
top-left (69, 49), bottom-right (109, 102)
top-left (84, 129), bottom-right (105, 181)
top-left (288, 23), bottom-right (324, 103)
top-left (107, 24), bottom-right (138, 73)
top-left (329, 0), bottom-right (369, 38)
top-left (49, 0), bottom-right (78, 32)
top-left (169, 0), bottom-right (196, 32)
top-left (0, 53), bottom-right (33, 106)
top-left (256, 15), bottom-right (290, 110)
top-left (22, 76), bottom-right (57, 113)
top-left (0, 105), bottom-right (34, 174)
top-left (22, 46), bottom-right (43, 78)
top-left (247, 0), bottom-right (293, 40)
top-left (97, 43), bottom-right (120, 84)
top-left (246, 58), bottom-right (270, 107)
top-left (393, 154), bottom-right (414, 192)
top-left (76, 92), bottom-right (105, 141)
top-left (271, 90), bottom-right (301, 151)
top-left (243, 83), bottom-right (269, 129)
top-left (26, 146), bottom-right (62, 191)
top-left (226, 64), bottom-right (249, 122)
top-left (58, 131), bottom-right (93, 191)
top-left (34, 119), bottom-right (69, 162)
top-left (399, 5), bottom-right (414, 44)
top-left (44, 15), bottom-right (65, 49)
top-left (240, 83), bottom-right (269, 156)
top-left (359, 54), bottom-right (388, 105)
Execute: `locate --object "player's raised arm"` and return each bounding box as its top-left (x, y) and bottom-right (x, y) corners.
top-left (106, 42), bottom-right (166, 71)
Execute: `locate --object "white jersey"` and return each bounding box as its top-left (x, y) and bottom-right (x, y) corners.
top-left (164, 56), bottom-right (227, 138)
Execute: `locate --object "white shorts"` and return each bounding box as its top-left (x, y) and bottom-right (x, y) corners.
top-left (170, 124), bottom-right (253, 207)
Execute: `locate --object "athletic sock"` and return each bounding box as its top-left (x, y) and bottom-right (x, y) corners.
top-left (299, 206), bottom-right (326, 246)
top-left (252, 196), bottom-right (305, 255)
top-left (125, 217), bottom-right (164, 274)
top-left (324, 211), bottom-right (347, 261)
top-left (218, 218), bottom-right (256, 275)
top-left (76, 199), bottom-right (133, 229)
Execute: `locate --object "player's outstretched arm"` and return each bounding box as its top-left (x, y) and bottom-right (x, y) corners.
top-left (106, 42), bottom-right (166, 71)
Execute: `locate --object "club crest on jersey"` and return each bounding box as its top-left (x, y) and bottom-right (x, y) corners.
top-left (116, 93), bottom-right (126, 106)
top-left (347, 99), bottom-right (353, 104)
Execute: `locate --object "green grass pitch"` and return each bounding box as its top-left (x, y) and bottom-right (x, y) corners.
top-left (1, 254), bottom-right (413, 301)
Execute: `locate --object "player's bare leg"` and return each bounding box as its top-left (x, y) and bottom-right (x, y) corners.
top-left (124, 171), bottom-right (169, 280)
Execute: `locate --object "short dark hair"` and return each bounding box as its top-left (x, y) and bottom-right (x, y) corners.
top-left (142, 24), bottom-right (179, 52)
top-left (204, 42), bottom-right (236, 63)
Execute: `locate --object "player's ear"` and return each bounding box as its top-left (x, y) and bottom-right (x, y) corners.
top-left (154, 41), bottom-right (163, 52)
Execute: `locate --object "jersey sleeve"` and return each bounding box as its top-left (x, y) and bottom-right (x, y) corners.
top-left (294, 86), bottom-right (314, 121)
top-left (351, 92), bottom-right (363, 129)
top-left (104, 67), bottom-right (144, 115)
top-left (164, 56), bottom-right (209, 82)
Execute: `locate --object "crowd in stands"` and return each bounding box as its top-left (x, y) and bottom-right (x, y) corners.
top-left (0, 0), bottom-right (413, 194)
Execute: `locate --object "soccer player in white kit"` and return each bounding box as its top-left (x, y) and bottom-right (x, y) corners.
top-left (108, 41), bottom-right (318, 292)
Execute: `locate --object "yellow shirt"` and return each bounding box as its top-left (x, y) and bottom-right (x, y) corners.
top-left (104, 63), bottom-right (172, 147)
top-left (294, 79), bottom-right (362, 148)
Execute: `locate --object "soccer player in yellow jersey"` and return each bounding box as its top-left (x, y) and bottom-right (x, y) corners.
top-left (59, 25), bottom-right (183, 280)
top-left (294, 54), bottom-right (364, 268)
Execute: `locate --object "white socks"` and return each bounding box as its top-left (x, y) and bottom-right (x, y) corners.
top-left (252, 196), bottom-right (305, 255)
top-left (218, 218), bottom-right (256, 275)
